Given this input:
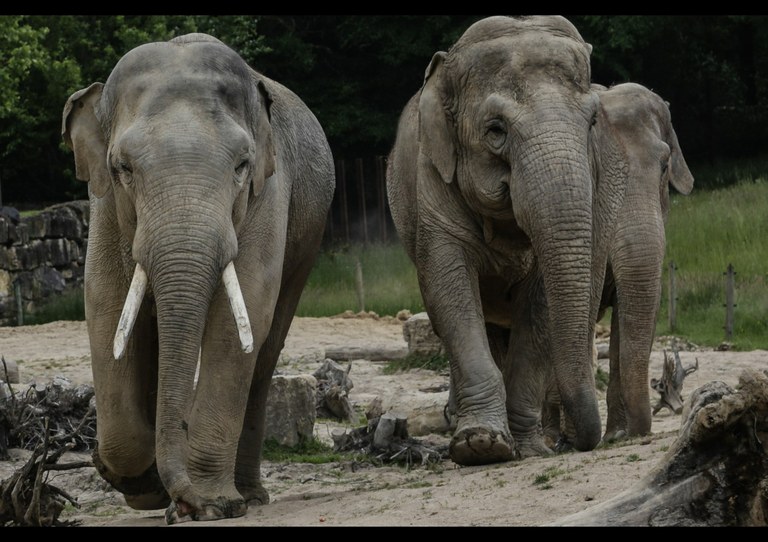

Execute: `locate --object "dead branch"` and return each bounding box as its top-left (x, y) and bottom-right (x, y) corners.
top-left (0, 394), bottom-right (96, 527)
top-left (332, 411), bottom-right (448, 468)
top-left (651, 344), bottom-right (699, 416)
top-left (313, 359), bottom-right (357, 423)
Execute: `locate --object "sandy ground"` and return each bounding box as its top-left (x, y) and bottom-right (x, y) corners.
top-left (1, 315), bottom-right (766, 527)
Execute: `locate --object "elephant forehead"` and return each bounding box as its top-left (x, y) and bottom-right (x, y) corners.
top-left (105, 42), bottom-right (253, 117)
top-left (455, 34), bottom-right (590, 92)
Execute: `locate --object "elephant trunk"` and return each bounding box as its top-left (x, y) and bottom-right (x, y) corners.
top-left (512, 111), bottom-right (602, 451)
top-left (144, 231), bottom-right (223, 503)
top-left (128, 187), bottom-right (247, 504)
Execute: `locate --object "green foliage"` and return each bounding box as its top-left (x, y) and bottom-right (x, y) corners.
top-left (626, 454), bottom-right (641, 462)
top-left (296, 242), bottom-right (424, 317)
top-left (24, 287), bottom-right (85, 325)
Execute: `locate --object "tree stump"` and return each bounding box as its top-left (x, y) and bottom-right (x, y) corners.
top-left (651, 346), bottom-right (699, 415)
top-left (550, 369), bottom-right (768, 526)
top-left (313, 359), bottom-right (356, 423)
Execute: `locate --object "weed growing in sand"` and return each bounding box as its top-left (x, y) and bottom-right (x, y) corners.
top-left (626, 453), bottom-right (641, 462)
top-left (533, 466), bottom-right (567, 489)
top-left (383, 353), bottom-right (450, 374)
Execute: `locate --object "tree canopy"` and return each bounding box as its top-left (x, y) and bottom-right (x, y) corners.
top-left (2, 15), bottom-right (767, 206)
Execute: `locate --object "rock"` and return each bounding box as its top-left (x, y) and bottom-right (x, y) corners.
top-left (377, 389), bottom-right (451, 436)
top-left (264, 374), bottom-right (317, 447)
top-left (325, 345), bottom-right (407, 361)
top-left (402, 312), bottom-right (444, 357)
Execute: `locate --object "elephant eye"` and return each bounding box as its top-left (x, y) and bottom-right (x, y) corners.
top-left (485, 120), bottom-right (507, 150)
top-left (113, 159), bottom-right (133, 185)
top-left (234, 159), bottom-right (249, 185)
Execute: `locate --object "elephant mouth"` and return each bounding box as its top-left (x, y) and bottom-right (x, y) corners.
top-left (112, 261), bottom-right (253, 360)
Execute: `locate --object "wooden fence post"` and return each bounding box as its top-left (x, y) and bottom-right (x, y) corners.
top-left (724, 263), bottom-right (736, 341)
top-left (355, 259), bottom-right (365, 313)
top-left (337, 160), bottom-right (350, 244)
top-left (356, 158), bottom-right (368, 245)
top-left (375, 156), bottom-right (388, 244)
top-left (668, 261), bottom-right (677, 333)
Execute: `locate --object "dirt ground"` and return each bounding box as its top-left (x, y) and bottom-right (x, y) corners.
top-left (1, 315), bottom-right (766, 527)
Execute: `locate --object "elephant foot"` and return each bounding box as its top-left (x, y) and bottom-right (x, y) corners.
top-left (514, 433), bottom-right (554, 459)
top-left (239, 484), bottom-right (270, 506)
top-left (554, 435), bottom-right (573, 454)
top-left (92, 445), bottom-right (170, 510)
top-left (602, 428), bottom-right (627, 444)
top-left (165, 496), bottom-right (247, 524)
top-left (449, 426), bottom-right (515, 466)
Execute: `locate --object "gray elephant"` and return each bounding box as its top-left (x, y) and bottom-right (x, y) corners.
top-left (542, 82), bottom-right (694, 446)
top-left (61, 33), bottom-right (335, 523)
top-left (386, 16), bottom-right (628, 465)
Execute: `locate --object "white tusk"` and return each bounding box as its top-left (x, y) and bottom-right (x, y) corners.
top-left (113, 264), bottom-right (148, 360)
top-left (223, 262), bottom-right (254, 354)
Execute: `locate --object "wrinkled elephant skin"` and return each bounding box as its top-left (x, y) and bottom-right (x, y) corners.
top-left (387, 16), bottom-right (626, 464)
top-left (62, 33), bottom-right (335, 523)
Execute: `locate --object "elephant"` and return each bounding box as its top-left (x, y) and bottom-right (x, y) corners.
top-left (61, 33), bottom-right (335, 523)
top-left (386, 15), bottom-right (629, 465)
top-left (542, 82), bottom-right (695, 446)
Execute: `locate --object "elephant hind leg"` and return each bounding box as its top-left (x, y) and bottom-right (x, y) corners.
top-left (92, 444), bottom-right (170, 510)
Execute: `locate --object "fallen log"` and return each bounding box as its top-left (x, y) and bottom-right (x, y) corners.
top-left (550, 369), bottom-right (768, 526)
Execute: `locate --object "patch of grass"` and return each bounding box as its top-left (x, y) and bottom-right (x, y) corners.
top-left (296, 242), bottom-right (425, 317)
top-left (261, 437), bottom-right (353, 464)
top-left (659, 179), bottom-right (768, 349)
top-left (626, 453), bottom-right (641, 462)
top-left (533, 465), bottom-right (566, 489)
top-left (383, 353), bottom-right (450, 374)
top-left (23, 287), bottom-right (85, 325)
top-left (405, 481), bottom-right (433, 489)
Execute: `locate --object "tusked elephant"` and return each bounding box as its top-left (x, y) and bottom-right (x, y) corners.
top-left (386, 15), bottom-right (628, 465)
top-left (542, 82), bottom-right (694, 447)
top-left (61, 33), bottom-right (335, 523)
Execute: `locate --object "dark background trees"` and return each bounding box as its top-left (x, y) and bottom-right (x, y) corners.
top-left (2, 15), bottom-right (766, 207)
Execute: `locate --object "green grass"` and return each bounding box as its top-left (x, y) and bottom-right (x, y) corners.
top-left (657, 179), bottom-right (768, 349)
top-left (295, 242), bottom-right (424, 317)
top-left (261, 437), bottom-right (360, 463)
top-left (24, 287), bottom-right (85, 325)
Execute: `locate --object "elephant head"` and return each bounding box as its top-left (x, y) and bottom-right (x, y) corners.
top-left (388, 17), bottom-right (600, 463)
top-left (61, 34), bottom-right (279, 518)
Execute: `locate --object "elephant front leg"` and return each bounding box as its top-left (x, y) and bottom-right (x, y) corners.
top-left (87, 277), bottom-right (169, 510)
top-left (418, 245), bottom-right (514, 466)
top-left (501, 281), bottom-right (555, 459)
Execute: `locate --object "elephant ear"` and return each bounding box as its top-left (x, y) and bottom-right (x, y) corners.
top-left (251, 78), bottom-right (277, 198)
top-left (418, 51), bottom-right (456, 184)
top-left (62, 83), bottom-right (110, 198)
top-left (662, 104), bottom-right (694, 196)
